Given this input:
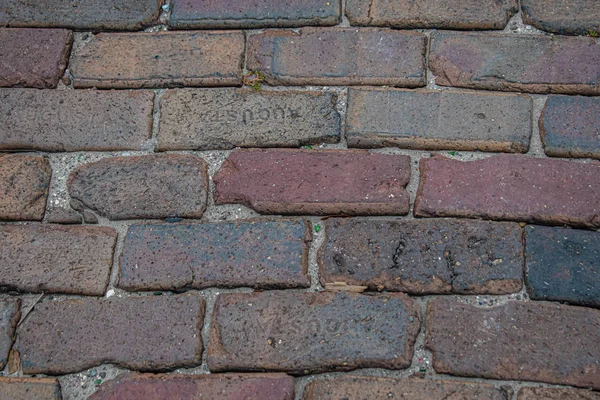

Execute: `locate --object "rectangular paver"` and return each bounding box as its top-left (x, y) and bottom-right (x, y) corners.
top-left (0, 377), bottom-right (61, 400)
top-left (518, 387), bottom-right (600, 399)
top-left (521, 0), bottom-right (600, 35)
top-left (0, 301), bottom-right (20, 370)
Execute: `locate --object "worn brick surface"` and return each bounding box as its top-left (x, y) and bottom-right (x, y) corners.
top-left (0, 28), bottom-right (71, 88)
top-left (346, 0), bottom-right (517, 29)
top-left (70, 31), bottom-right (244, 89)
top-left (0, 377), bottom-right (61, 400)
top-left (346, 88), bottom-right (531, 152)
top-left (0, 89), bottom-right (153, 151)
top-left (429, 32), bottom-right (600, 95)
top-left (0, 224), bottom-right (116, 295)
top-left (426, 299), bottom-right (600, 389)
top-left (119, 220), bottom-right (311, 291)
top-left (319, 218), bottom-right (523, 295)
top-left (0, 155), bottom-right (51, 221)
top-left (68, 154), bottom-right (208, 220)
top-left (214, 149), bottom-right (411, 216)
top-left (247, 28), bottom-right (426, 87)
top-left (0, 300), bottom-right (20, 370)
top-left (525, 225), bottom-right (599, 307)
top-left (208, 291), bottom-right (420, 374)
top-left (521, 0), bottom-right (600, 35)
top-left (518, 387), bottom-right (600, 400)
top-left (158, 89), bottom-right (340, 150)
top-left (171, 0), bottom-right (340, 28)
top-left (540, 95), bottom-right (600, 159)
top-left (414, 154), bottom-right (600, 229)
top-left (14, 293), bottom-right (205, 374)
top-left (90, 372), bottom-right (294, 400)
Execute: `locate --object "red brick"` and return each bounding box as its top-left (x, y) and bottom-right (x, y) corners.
top-left (70, 31), bottom-right (244, 89)
top-left (518, 387), bottom-right (600, 400)
top-left (0, 300), bottom-right (20, 370)
top-left (0, 377), bottom-right (61, 400)
top-left (414, 154), bottom-right (600, 229)
top-left (0, 28), bottom-right (71, 88)
top-left (247, 28), bottom-right (426, 87)
top-left (430, 32), bottom-right (600, 95)
top-left (521, 0), bottom-right (600, 35)
top-left (214, 149), bottom-right (411, 216)
top-left (426, 299), bottom-right (600, 389)
top-left (14, 293), bottom-right (205, 374)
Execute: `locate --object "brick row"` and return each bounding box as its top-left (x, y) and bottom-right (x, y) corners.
top-left (0, 377), bottom-right (60, 400)
top-left (0, 300), bottom-right (20, 370)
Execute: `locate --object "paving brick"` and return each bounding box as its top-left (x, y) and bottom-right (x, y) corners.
top-left (0, 300), bottom-right (20, 370)
top-left (45, 207), bottom-right (83, 224)
top-left (0, 155), bottom-right (51, 221)
top-left (346, 88), bottom-right (531, 152)
top-left (89, 372), bottom-right (294, 400)
top-left (68, 154), bottom-right (208, 220)
top-left (208, 291), bottom-right (420, 374)
top-left (158, 89), bottom-right (340, 150)
top-left (518, 387), bottom-right (600, 400)
top-left (247, 28), bottom-right (426, 87)
top-left (0, 89), bottom-right (153, 151)
top-left (119, 220), bottom-right (311, 291)
top-left (319, 218), bottom-right (523, 295)
top-left (521, 0), bottom-right (600, 35)
top-left (0, 224), bottom-right (116, 295)
top-left (170, 0), bottom-right (341, 29)
top-left (540, 95), bottom-right (600, 159)
top-left (14, 293), bottom-right (205, 374)
top-left (70, 31), bottom-right (244, 89)
top-left (346, 0), bottom-right (517, 29)
top-left (0, 28), bottom-right (71, 88)
top-left (214, 149), bottom-right (411, 216)
top-left (525, 225), bottom-right (600, 307)
top-left (426, 299), bottom-right (600, 389)
top-left (414, 154), bottom-right (600, 229)
top-left (304, 376), bottom-right (509, 399)
top-left (0, 377), bottom-right (61, 400)
top-left (429, 32), bottom-right (600, 95)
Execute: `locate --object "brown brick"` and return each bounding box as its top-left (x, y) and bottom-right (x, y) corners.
top-left (346, 88), bottom-right (532, 152)
top-left (70, 31), bottom-right (244, 89)
top-left (214, 149), bottom-right (411, 216)
top-left (0, 300), bottom-right (20, 370)
top-left (521, 0), bottom-right (600, 35)
top-left (0, 89), bottom-right (153, 151)
top-left (518, 387), bottom-right (600, 400)
top-left (119, 220), bottom-right (311, 291)
top-left (414, 154), bottom-right (600, 229)
top-left (170, 0), bottom-right (341, 29)
top-left (14, 293), bottom-right (204, 374)
top-left (0, 224), bottom-right (116, 295)
top-left (0, 377), bottom-right (61, 400)
top-left (0, 154), bottom-right (51, 221)
top-left (0, 28), bottom-right (71, 89)
top-left (247, 28), bottom-right (426, 87)
top-left (346, 0), bottom-right (517, 29)
top-left (68, 154), bottom-right (208, 220)
top-left (540, 95), bottom-right (600, 159)
top-left (426, 299), bottom-right (600, 389)
top-left (208, 291), bottom-right (420, 374)
top-left (430, 32), bottom-right (600, 95)
top-left (319, 218), bottom-right (523, 295)
top-left (158, 89), bottom-right (340, 150)
top-left (90, 372), bottom-right (294, 400)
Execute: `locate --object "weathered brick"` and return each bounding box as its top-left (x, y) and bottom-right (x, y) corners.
top-left (45, 207), bottom-right (83, 224)
top-left (346, 88), bottom-right (531, 152)
top-left (0, 377), bottom-right (61, 400)
top-left (346, 0), bottom-right (517, 29)
top-left (70, 31), bottom-right (244, 89)
top-left (0, 89), bottom-right (153, 151)
top-left (208, 291), bottom-right (420, 374)
top-left (430, 32), bottom-right (600, 95)
top-left (426, 299), bottom-right (600, 389)
top-left (525, 225), bottom-right (600, 307)
top-left (414, 154), bottom-right (600, 229)
top-left (14, 293), bottom-right (204, 374)
top-left (319, 218), bottom-right (523, 295)
top-left (158, 89), bottom-right (340, 150)
top-left (0, 224), bottom-right (116, 295)
top-left (0, 300), bottom-right (20, 370)
top-left (521, 0), bottom-right (600, 35)
top-left (518, 387), bottom-right (600, 400)
top-left (170, 0), bottom-right (341, 29)
top-left (304, 377), bottom-right (509, 399)
top-left (214, 149), bottom-right (411, 216)
top-left (540, 95), bottom-right (600, 159)
top-left (0, 28), bottom-right (71, 88)
top-left (68, 154), bottom-right (208, 220)
top-left (90, 372), bottom-right (294, 400)
top-left (119, 220), bottom-right (311, 291)
top-left (247, 28), bottom-right (426, 87)
top-left (0, 154), bottom-right (51, 221)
